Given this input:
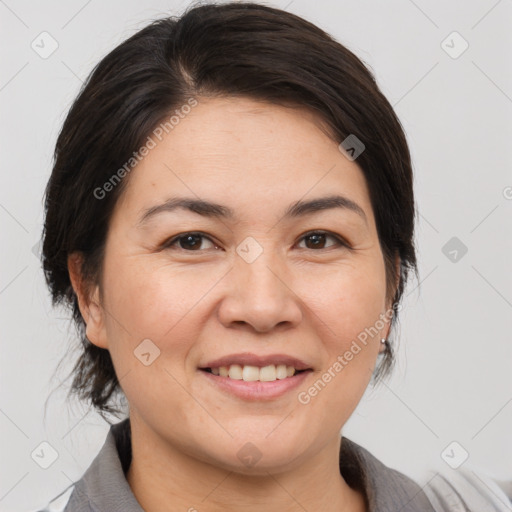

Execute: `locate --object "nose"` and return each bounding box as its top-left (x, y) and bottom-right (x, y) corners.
top-left (217, 249), bottom-right (303, 333)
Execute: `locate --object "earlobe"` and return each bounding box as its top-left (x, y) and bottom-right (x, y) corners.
top-left (67, 252), bottom-right (109, 349)
top-left (380, 254), bottom-right (400, 355)
top-left (85, 290), bottom-right (109, 350)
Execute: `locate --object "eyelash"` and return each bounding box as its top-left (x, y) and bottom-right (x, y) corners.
top-left (160, 230), bottom-right (350, 252)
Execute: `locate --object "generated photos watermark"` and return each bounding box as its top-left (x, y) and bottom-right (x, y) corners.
top-left (297, 303), bottom-right (401, 405)
top-left (93, 97), bottom-right (198, 200)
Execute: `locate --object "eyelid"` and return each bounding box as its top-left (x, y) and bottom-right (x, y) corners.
top-left (296, 230), bottom-right (349, 249)
top-left (161, 230), bottom-right (350, 251)
top-left (160, 231), bottom-right (219, 251)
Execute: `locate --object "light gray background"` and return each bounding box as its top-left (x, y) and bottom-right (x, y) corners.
top-left (1, 0), bottom-right (511, 510)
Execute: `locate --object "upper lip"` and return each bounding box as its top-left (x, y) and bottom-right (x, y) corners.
top-left (201, 352), bottom-right (312, 371)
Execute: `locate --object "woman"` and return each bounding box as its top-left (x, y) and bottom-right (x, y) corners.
top-left (38, 2), bottom-right (510, 511)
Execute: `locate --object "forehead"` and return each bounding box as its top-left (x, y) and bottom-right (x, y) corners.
top-left (115, 96), bottom-right (373, 225)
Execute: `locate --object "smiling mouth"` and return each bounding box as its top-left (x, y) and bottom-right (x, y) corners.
top-left (200, 364), bottom-right (311, 382)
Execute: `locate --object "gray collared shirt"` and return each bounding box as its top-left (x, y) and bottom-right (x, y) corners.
top-left (38, 418), bottom-right (511, 512)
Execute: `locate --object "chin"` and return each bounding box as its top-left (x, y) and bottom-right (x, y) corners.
top-left (206, 446), bottom-right (305, 476)
top-left (199, 426), bottom-right (311, 475)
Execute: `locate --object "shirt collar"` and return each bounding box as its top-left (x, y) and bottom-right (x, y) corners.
top-left (69, 418), bottom-right (435, 512)
top-left (67, 418), bottom-right (142, 512)
top-left (339, 437), bottom-right (436, 511)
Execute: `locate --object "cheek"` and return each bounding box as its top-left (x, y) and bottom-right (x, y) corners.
top-left (99, 256), bottom-right (230, 402)
top-left (298, 258), bottom-right (387, 342)
top-left (102, 255), bottom-right (219, 340)
top-left (98, 258), bottom-right (201, 415)
top-left (295, 258), bottom-right (387, 409)
top-left (296, 267), bottom-right (385, 418)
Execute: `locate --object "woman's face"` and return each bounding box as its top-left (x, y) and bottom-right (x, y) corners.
top-left (73, 96), bottom-right (396, 473)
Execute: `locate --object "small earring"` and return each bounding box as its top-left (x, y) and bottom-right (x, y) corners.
top-left (380, 338), bottom-right (387, 344)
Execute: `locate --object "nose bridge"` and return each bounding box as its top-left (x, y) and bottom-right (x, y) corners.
top-left (217, 237), bottom-right (302, 331)
top-left (235, 235), bottom-right (288, 299)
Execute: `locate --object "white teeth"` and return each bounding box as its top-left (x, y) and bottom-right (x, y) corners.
top-left (242, 365), bottom-right (260, 381)
top-left (276, 364), bottom-right (288, 380)
top-left (209, 364), bottom-right (298, 381)
top-left (259, 365), bottom-right (276, 382)
top-left (228, 364), bottom-right (243, 380)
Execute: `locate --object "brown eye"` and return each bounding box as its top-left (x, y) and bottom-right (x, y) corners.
top-left (162, 230), bottom-right (347, 252)
top-left (163, 232), bottom-right (217, 251)
top-left (297, 231), bottom-right (346, 250)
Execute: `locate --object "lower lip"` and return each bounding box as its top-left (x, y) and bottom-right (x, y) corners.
top-left (198, 369), bottom-right (312, 401)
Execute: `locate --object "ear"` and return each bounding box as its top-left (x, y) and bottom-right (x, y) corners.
top-left (67, 252), bottom-right (109, 349)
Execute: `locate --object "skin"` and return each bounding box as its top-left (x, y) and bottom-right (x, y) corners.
top-left (68, 96), bottom-right (399, 512)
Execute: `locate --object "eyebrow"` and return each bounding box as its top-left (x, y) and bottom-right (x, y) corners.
top-left (137, 194), bottom-right (367, 227)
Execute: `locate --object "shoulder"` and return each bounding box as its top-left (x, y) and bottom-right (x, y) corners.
top-left (421, 467), bottom-right (512, 512)
top-left (34, 418), bottom-right (134, 512)
top-left (340, 437), bottom-right (511, 512)
top-left (340, 437), bottom-right (437, 510)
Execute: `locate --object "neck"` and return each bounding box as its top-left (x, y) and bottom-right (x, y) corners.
top-left (125, 415), bottom-right (366, 512)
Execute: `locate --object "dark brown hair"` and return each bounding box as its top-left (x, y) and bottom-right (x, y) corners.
top-left (42, 1), bottom-right (418, 419)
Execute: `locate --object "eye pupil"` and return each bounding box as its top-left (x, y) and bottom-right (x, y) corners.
top-left (180, 234), bottom-right (202, 250)
top-left (167, 231), bottom-right (342, 252)
top-left (305, 233), bottom-right (326, 249)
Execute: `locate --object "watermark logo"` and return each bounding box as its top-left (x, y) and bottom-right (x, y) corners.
top-left (134, 338), bottom-right (161, 366)
top-left (93, 97), bottom-right (198, 200)
top-left (31, 31), bottom-right (59, 59)
top-left (297, 303), bottom-right (401, 405)
top-left (441, 31), bottom-right (469, 59)
top-left (31, 441), bottom-right (59, 469)
top-left (236, 236), bottom-right (264, 264)
top-left (441, 441), bottom-right (469, 469)
top-left (338, 134), bottom-right (365, 161)
top-left (442, 236), bottom-right (468, 263)
top-left (237, 442), bottom-right (263, 467)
